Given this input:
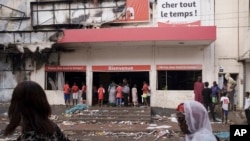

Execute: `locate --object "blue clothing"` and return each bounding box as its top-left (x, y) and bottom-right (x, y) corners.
top-left (66, 103), bottom-right (88, 114)
top-left (211, 86), bottom-right (220, 97)
top-left (116, 98), bottom-right (122, 106)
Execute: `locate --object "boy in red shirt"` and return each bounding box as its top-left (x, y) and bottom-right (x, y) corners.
top-left (63, 81), bottom-right (70, 107)
top-left (98, 84), bottom-right (105, 107)
top-left (116, 83), bottom-right (123, 107)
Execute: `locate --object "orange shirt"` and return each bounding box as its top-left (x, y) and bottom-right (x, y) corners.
top-left (98, 87), bottom-right (105, 100)
top-left (116, 86), bottom-right (122, 98)
top-left (142, 84), bottom-right (149, 94)
top-left (63, 84), bottom-right (70, 94)
top-left (72, 85), bottom-right (79, 93)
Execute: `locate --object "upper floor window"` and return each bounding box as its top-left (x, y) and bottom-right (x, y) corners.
top-left (30, 0), bottom-right (126, 29)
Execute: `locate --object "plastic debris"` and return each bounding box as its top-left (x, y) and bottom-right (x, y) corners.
top-left (65, 104), bottom-right (88, 114)
top-left (214, 131), bottom-right (230, 139)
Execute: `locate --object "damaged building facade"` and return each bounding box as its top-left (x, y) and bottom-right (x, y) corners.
top-left (0, 0), bottom-right (250, 109)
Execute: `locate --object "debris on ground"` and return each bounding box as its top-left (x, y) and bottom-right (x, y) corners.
top-left (65, 104), bottom-right (88, 114)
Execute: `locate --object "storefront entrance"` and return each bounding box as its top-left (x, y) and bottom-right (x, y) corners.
top-left (92, 71), bottom-right (149, 105)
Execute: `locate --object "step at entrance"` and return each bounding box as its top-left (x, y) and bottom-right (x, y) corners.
top-left (56, 106), bottom-right (152, 123)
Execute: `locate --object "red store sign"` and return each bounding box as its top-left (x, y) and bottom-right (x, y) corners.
top-left (92, 65), bottom-right (151, 72)
top-left (156, 64), bottom-right (202, 70)
top-left (45, 66), bottom-right (86, 72)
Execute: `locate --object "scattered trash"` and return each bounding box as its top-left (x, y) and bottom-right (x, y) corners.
top-left (168, 117), bottom-right (178, 123)
top-left (65, 104), bottom-right (88, 114)
top-left (146, 124), bottom-right (171, 130)
top-left (2, 112), bottom-right (8, 116)
top-left (62, 121), bottom-right (76, 126)
top-left (154, 130), bottom-right (171, 141)
top-left (49, 114), bottom-right (58, 120)
top-left (214, 131), bottom-right (230, 139)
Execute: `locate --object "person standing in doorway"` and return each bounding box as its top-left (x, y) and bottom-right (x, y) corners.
top-left (72, 82), bottom-right (79, 106)
top-left (122, 81), bottom-right (130, 107)
top-left (225, 73), bottom-right (237, 111)
top-left (116, 83), bottom-right (123, 107)
top-left (132, 84), bottom-right (138, 107)
top-left (63, 81), bottom-right (70, 107)
top-left (141, 81), bottom-right (149, 106)
top-left (108, 80), bottom-right (117, 107)
top-left (202, 82), bottom-right (216, 121)
top-left (244, 91), bottom-right (250, 125)
top-left (92, 86), bottom-right (98, 105)
top-left (81, 82), bottom-right (87, 104)
top-left (98, 84), bottom-right (105, 107)
top-left (194, 76), bottom-right (204, 104)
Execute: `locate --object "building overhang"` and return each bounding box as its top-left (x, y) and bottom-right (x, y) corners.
top-left (239, 50), bottom-right (250, 62)
top-left (57, 26), bottom-right (216, 47)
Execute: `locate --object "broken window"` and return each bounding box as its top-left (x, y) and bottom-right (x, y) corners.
top-left (157, 70), bottom-right (202, 90)
top-left (45, 71), bottom-right (86, 90)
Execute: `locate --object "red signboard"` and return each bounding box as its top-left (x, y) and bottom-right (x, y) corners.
top-left (92, 65), bottom-right (151, 71)
top-left (45, 66), bottom-right (86, 72)
top-left (156, 64), bottom-right (202, 70)
top-left (115, 0), bottom-right (149, 23)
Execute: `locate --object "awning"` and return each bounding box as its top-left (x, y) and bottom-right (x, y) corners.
top-left (239, 50), bottom-right (250, 62)
top-left (58, 26), bottom-right (216, 46)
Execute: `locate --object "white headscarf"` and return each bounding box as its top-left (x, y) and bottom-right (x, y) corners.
top-left (183, 100), bottom-right (217, 141)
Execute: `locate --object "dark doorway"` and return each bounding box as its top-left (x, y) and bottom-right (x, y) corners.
top-left (65, 72), bottom-right (86, 88)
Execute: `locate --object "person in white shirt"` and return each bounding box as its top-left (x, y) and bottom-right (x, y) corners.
top-left (244, 92), bottom-right (250, 125)
top-left (132, 84), bottom-right (138, 107)
top-left (220, 92), bottom-right (230, 124)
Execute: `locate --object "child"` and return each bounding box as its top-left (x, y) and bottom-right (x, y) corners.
top-left (116, 83), bottom-right (123, 107)
top-left (97, 84), bottom-right (105, 107)
top-left (220, 92), bottom-right (230, 124)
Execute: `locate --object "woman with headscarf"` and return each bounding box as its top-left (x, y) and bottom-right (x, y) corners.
top-left (176, 100), bottom-right (218, 141)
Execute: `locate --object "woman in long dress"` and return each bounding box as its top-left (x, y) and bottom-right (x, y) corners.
top-left (108, 81), bottom-right (117, 106)
top-left (132, 84), bottom-right (138, 107)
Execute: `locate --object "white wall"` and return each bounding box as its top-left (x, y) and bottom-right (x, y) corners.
top-left (246, 63), bottom-right (250, 93)
top-left (152, 91), bottom-right (194, 108)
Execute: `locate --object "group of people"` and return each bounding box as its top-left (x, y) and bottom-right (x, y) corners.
top-left (193, 74), bottom-right (250, 125)
top-left (193, 75), bottom-right (235, 124)
top-left (4, 80), bottom-right (219, 141)
top-left (4, 79), bottom-right (250, 141)
top-left (63, 81), bottom-right (87, 107)
top-left (176, 91), bottom-right (249, 141)
top-left (96, 79), bottom-right (151, 107)
top-left (176, 74), bottom-right (247, 141)
top-left (4, 80), bottom-right (216, 141)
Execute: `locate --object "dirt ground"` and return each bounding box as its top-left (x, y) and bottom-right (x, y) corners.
top-left (0, 103), bottom-right (234, 141)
